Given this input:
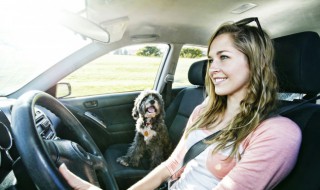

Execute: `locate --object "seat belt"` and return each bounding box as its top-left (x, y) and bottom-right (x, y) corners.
top-left (164, 74), bottom-right (174, 107)
top-left (157, 130), bottom-right (221, 190)
top-left (181, 130), bottom-right (222, 167)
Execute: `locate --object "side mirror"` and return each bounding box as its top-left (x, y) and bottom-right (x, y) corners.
top-left (56, 82), bottom-right (71, 98)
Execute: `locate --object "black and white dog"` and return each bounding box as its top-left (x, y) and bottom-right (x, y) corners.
top-left (117, 90), bottom-right (172, 169)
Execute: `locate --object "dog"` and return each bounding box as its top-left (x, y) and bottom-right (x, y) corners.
top-left (116, 89), bottom-right (172, 169)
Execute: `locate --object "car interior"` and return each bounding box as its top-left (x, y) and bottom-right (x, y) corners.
top-left (0, 0), bottom-right (320, 190)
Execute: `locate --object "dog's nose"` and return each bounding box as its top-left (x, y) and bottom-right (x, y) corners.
top-left (150, 100), bottom-right (155, 104)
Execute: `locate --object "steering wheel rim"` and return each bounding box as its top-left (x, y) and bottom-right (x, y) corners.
top-left (11, 90), bottom-right (118, 190)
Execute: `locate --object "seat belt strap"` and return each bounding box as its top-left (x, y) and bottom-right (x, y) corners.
top-left (164, 74), bottom-right (174, 107)
top-left (182, 130), bottom-right (222, 166)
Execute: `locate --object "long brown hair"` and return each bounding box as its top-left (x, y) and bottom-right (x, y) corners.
top-left (185, 23), bottom-right (278, 158)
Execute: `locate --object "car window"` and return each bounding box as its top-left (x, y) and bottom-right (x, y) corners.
top-left (173, 45), bottom-right (208, 88)
top-left (57, 44), bottom-right (169, 98)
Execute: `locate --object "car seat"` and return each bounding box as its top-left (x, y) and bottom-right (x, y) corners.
top-left (104, 59), bottom-right (207, 190)
top-left (272, 31), bottom-right (320, 190)
top-left (165, 59), bottom-right (207, 146)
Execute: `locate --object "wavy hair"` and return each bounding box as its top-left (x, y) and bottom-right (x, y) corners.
top-left (185, 23), bottom-right (279, 158)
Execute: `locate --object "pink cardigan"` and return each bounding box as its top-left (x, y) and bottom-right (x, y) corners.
top-left (164, 103), bottom-right (302, 190)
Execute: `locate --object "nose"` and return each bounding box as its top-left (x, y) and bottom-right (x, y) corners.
top-left (150, 100), bottom-right (155, 104)
top-left (209, 62), bottom-right (221, 73)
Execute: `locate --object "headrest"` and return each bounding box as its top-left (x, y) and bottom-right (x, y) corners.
top-left (273, 31), bottom-right (320, 94)
top-left (188, 59), bottom-right (207, 86)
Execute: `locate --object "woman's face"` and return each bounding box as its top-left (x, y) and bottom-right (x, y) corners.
top-left (208, 33), bottom-right (250, 100)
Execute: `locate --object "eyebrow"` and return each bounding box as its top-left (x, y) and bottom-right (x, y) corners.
top-left (209, 50), bottom-right (230, 56)
top-left (217, 50), bottom-right (231, 54)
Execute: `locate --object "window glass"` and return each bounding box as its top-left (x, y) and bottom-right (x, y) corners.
top-left (58, 44), bottom-right (169, 98)
top-left (173, 45), bottom-right (208, 88)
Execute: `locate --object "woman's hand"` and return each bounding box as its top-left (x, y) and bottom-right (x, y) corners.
top-left (59, 163), bottom-right (102, 190)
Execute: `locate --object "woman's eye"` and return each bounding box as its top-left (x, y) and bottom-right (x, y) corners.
top-left (221, 55), bottom-right (228, 60)
top-left (208, 59), bottom-right (213, 64)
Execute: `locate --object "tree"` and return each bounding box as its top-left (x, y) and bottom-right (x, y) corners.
top-left (136, 46), bottom-right (162, 57)
top-left (180, 48), bottom-right (204, 58)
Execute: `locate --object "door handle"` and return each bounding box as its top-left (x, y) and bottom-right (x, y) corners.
top-left (83, 100), bottom-right (98, 108)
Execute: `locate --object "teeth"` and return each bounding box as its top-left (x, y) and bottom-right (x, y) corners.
top-left (215, 78), bottom-right (226, 83)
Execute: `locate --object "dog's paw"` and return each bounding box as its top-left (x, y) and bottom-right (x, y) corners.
top-left (116, 156), bottom-right (129, 167)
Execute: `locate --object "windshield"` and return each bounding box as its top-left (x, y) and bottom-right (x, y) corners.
top-left (0, 0), bottom-right (91, 96)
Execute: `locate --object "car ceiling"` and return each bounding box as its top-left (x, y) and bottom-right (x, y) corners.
top-left (85, 0), bottom-right (320, 45)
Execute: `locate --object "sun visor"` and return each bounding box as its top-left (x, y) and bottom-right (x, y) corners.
top-left (100, 17), bottom-right (129, 43)
top-left (59, 11), bottom-right (128, 43)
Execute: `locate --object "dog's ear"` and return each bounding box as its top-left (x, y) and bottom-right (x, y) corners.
top-left (132, 106), bottom-right (139, 120)
top-left (132, 95), bottom-right (141, 120)
top-left (156, 92), bottom-right (166, 115)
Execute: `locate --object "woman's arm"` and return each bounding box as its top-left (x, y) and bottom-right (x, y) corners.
top-left (214, 117), bottom-right (302, 190)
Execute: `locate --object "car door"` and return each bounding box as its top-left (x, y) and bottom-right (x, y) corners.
top-left (56, 44), bottom-right (170, 151)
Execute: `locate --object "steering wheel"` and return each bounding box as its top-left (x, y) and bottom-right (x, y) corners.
top-left (11, 90), bottom-right (119, 190)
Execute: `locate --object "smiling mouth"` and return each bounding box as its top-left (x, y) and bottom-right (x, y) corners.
top-left (214, 77), bottom-right (227, 84)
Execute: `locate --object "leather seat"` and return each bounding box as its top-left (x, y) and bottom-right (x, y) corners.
top-left (104, 59), bottom-right (207, 190)
top-left (272, 31), bottom-right (320, 190)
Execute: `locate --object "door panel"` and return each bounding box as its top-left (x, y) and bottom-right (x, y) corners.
top-left (59, 91), bottom-right (140, 150)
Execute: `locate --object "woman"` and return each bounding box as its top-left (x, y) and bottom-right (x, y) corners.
top-left (60, 18), bottom-right (302, 190)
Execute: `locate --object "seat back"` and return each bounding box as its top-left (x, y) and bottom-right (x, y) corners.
top-left (165, 59), bottom-right (207, 146)
top-left (273, 31), bottom-right (320, 190)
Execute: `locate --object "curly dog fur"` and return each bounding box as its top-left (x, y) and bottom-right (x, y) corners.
top-left (117, 90), bottom-right (172, 169)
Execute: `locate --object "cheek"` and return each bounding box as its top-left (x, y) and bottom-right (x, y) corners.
top-left (208, 67), bottom-right (218, 82)
top-left (155, 101), bottom-right (160, 110)
top-left (233, 56), bottom-right (250, 83)
top-left (208, 70), bottom-right (214, 81)
top-left (237, 64), bottom-right (250, 84)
